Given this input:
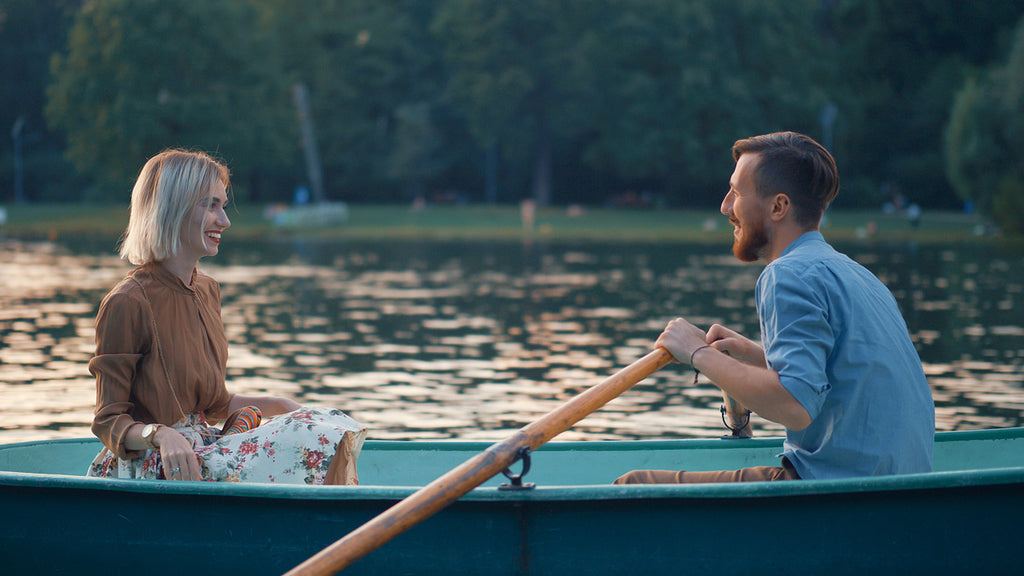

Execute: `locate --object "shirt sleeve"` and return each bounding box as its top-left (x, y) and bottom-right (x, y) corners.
top-left (89, 289), bottom-right (149, 459)
top-left (759, 264), bottom-right (834, 420)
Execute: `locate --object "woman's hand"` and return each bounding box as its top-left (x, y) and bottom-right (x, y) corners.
top-left (155, 427), bottom-right (202, 481)
top-left (705, 324), bottom-right (767, 368)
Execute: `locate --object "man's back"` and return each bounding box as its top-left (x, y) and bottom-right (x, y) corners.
top-left (756, 231), bottom-right (935, 479)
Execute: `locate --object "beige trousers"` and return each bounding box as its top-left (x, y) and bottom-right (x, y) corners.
top-left (613, 458), bottom-right (800, 484)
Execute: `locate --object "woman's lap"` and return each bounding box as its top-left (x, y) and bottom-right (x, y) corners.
top-left (87, 407), bottom-right (366, 485)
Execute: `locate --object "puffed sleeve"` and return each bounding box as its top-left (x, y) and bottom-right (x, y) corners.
top-left (88, 288), bottom-right (149, 459)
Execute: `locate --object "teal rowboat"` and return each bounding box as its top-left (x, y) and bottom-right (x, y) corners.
top-left (1, 428), bottom-right (1022, 575)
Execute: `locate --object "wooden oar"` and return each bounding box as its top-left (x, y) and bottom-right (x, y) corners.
top-left (716, 352), bottom-right (752, 439)
top-left (285, 347), bottom-right (674, 576)
top-left (720, 391), bottom-right (753, 438)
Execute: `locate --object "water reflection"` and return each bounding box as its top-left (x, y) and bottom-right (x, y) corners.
top-left (1, 237), bottom-right (1022, 444)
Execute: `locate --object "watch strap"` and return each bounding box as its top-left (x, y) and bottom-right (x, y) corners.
top-left (142, 423), bottom-right (164, 450)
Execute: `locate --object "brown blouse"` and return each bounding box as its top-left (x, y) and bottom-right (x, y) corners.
top-left (89, 263), bottom-right (232, 459)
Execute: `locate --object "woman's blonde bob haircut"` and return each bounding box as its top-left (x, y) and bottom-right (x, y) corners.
top-left (119, 149), bottom-right (230, 265)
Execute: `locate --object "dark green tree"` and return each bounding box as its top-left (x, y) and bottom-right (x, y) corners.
top-left (0, 0), bottom-right (82, 202)
top-left (945, 16), bottom-right (1024, 235)
top-left (46, 0), bottom-right (294, 201)
top-left (573, 0), bottom-right (832, 207)
top-left (434, 0), bottom-right (604, 206)
top-left (830, 0), bottom-right (1024, 209)
top-left (259, 0), bottom-right (462, 203)
top-left (30, 0), bottom-right (1024, 210)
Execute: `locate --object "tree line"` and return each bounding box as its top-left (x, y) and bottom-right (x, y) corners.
top-left (1, 0), bottom-right (1023, 232)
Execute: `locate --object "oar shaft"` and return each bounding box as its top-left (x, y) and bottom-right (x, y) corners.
top-left (285, 347), bottom-right (673, 576)
top-left (720, 392), bottom-right (753, 438)
top-left (722, 393), bottom-right (745, 418)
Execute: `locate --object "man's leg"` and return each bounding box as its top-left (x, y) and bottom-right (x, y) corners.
top-left (613, 459), bottom-right (799, 484)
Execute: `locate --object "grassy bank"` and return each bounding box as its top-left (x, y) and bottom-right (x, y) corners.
top-left (0, 202), bottom-right (1004, 244)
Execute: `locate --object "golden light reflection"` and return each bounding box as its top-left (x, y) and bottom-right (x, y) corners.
top-left (1, 238), bottom-right (1022, 444)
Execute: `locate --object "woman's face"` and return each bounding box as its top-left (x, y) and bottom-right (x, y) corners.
top-left (180, 180), bottom-right (231, 260)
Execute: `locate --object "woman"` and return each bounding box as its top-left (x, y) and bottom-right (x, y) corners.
top-left (87, 149), bottom-right (366, 484)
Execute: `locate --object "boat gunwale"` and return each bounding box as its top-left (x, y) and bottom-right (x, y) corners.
top-left (3, 424), bottom-right (1014, 454)
top-left (2, 466), bottom-right (1022, 502)
top-left (2, 428), bottom-right (1023, 502)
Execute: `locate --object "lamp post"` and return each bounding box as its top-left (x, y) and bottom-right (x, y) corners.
top-left (11, 116), bottom-right (26, 204)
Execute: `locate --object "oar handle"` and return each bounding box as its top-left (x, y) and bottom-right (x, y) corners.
top-left (285, 347), bottom-right (674, 576)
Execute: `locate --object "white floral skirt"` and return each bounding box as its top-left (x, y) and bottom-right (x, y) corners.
top-left (86, 407), bottom-right (367, 485)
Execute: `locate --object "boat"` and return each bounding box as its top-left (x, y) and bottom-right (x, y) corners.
top-left (2, 427), bottom-right (1023, 575)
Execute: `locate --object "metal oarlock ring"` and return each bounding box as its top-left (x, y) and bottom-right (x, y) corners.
top-left (499, 446), bottom-right (536, 491)
top-left (720, 405), bottom-right (752, 439)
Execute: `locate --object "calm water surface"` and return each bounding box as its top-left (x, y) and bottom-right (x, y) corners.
top-left (1, 236), bottom-right (1022, 444)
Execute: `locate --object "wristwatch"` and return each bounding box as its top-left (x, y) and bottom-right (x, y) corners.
top-left (141, 423), bottom-right (164, 450)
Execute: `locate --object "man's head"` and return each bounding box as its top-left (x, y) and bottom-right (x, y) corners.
top-left (730, 132), bottom-right (839, 229)
top-left (722, 132), bottom-right (839, 262)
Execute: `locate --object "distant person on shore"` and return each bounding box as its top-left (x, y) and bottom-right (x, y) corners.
top-left (615, 132), bottom-right (934, 484)
top-left (87, 149), bottom-right (366, 484)
top-left (521, 198), bottom-right (536, 229)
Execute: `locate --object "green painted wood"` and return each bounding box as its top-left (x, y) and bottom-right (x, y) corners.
top-left (1, 429), bottom-right (1023, 575)
top-left (3, 427), bottom-right (1021, 485)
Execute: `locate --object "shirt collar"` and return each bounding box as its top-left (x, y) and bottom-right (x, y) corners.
top-left (778, 230), bottom-right (825, 260)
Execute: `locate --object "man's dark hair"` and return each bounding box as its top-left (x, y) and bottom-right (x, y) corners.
top-left (732, 132), bottom-right (839, 229)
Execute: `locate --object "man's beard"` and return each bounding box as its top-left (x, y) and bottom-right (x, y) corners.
top-left (732, 217), bottom-right (769, 262)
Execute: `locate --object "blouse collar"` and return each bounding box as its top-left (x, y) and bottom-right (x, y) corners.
top-left (138, 262), bottom-right (198, 294)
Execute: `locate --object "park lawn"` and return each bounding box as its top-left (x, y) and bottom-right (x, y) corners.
top-left (0, 202), bottom-right (996, 244)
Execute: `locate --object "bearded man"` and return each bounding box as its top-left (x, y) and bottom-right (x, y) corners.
top-left (616, 132), bottom-right (935, 484)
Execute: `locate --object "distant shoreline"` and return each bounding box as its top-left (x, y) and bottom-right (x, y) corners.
top-left (0, 203), bottom-right (1008, 245)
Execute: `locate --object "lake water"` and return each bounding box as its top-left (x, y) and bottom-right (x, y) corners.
top-left (1, 235), bottom-right (1022, 445)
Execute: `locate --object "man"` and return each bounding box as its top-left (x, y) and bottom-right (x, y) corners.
top-left (616, 132), bottom-right (934, 484)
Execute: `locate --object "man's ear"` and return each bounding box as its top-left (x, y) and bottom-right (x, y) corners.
top-left (769, 193), bottom-right (791, 222)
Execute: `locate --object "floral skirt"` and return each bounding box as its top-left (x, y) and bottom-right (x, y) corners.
top-left (86, 407), bottom-right (367, 484)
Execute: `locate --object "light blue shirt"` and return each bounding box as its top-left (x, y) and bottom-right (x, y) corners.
top-left (756, 231), bottom-right (934, 479)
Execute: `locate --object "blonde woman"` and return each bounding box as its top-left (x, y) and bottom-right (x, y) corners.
top-left (87, 149), bottom-right (365, 484)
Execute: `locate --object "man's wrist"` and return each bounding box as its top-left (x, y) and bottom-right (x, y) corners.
top-left (689, 345), bottom-right (713, 368)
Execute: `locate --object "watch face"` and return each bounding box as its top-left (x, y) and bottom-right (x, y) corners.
top-left (143, 424), bottom-right (156, 440)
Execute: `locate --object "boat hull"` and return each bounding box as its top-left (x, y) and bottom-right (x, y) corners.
top-left (2, 429), bottom-right (1022, 575)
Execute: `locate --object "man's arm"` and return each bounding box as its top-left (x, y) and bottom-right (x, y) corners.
top-left (656, 318), bottom-right (811, 431)
top-left (690, 346), bottom-right (811, 431)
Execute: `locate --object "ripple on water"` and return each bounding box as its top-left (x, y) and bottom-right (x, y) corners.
top-left (1, 238), bottom-right (1022, 443)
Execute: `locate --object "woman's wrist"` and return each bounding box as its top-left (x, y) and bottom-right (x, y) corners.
top-left (153, 425), bottom-right (175, 449)
top-left (139, 422), bottom-right (165, 450)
